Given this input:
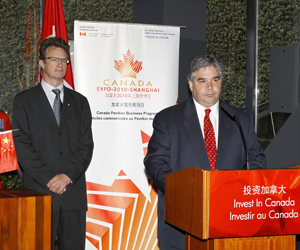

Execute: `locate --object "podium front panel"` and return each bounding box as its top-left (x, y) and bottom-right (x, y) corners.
top-left (209, 168), bottom-right (300, 238)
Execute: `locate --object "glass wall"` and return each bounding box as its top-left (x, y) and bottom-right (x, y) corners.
top-left (256, 0), bottom-right (300, 149)
top-left (206, 0), bottom-right (300, 150)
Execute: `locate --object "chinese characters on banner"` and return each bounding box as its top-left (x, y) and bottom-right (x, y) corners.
top-left (209, 169), bottom-right (300, 238)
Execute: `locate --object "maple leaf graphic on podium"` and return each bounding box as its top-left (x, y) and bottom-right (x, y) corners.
top-left (114, 49), bottom-right (143, 78)
top-left (85, 131), bottom-right (159, 250)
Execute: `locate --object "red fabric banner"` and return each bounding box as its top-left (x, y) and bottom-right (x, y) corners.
top-left (209, 169), bottom-right (300, 238)
top-left (0, 131), bottom-right (18, 174)
top-left (41, 0), bottom-right (74, 89)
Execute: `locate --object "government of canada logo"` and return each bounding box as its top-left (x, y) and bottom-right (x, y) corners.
top-left (114, 49), bottom-right (143, 78)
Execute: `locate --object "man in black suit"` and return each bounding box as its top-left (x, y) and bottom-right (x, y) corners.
top-left (144, 55), bottom-right (267, 250)
top-left (12, 37), bottom-right (94, 250)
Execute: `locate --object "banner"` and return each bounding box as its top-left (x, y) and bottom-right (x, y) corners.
top-left (0, 130), bottom-right (18, 174)
top-left (74, 21), bottom-right (180, 250)
top-left (209, 169), bottom-right (300, 238)
top-left (41, 0), bottom-right (74, 89)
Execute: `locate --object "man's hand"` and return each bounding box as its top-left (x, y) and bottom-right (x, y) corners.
top-left (47, 174), bottom-right (71, 195)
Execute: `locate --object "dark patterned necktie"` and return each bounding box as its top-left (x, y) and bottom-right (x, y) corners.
top-left (52, 89), bottom-right (62, 125)
top-left (204, 109), bottom-right (217, 170)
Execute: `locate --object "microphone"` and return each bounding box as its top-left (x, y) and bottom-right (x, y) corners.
top-left (221, 103), bottom-right (250, 170)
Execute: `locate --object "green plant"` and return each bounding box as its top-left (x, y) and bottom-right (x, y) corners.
top-left (1, 174), bottom-right (22, 188)
top-left (206, 0), bottom-right (247, 109)
top-left (0, 0), bottom-right (133, 188)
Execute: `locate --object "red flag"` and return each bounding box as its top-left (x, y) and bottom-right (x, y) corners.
top-left (41, 0), bottom-right (74, 89)
top-left (0, 131), bottom-right (18, 174)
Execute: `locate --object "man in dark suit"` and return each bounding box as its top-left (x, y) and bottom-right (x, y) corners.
top-left (12, 37), bottom-right (94, 250)
top-left (144, 55), bottom-right (267, 250)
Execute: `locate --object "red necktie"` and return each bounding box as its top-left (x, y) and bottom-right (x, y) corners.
top-left (204, 109), bottom-right (217, 170)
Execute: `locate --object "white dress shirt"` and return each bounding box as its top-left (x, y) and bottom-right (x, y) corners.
top-left (41, 80), bottom-right (64, 109)
top-left (193, 99), bottom-right (219, 148)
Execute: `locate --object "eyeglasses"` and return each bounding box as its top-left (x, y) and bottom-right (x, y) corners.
top-left (45, 57), bottom-right (70, 64)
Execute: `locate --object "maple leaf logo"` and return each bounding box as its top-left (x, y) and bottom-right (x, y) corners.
top-left (114, 49), bottom-right (143, 78)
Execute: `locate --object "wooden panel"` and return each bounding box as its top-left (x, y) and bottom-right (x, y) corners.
top-left (165, 168), bottom-right (210, 239)
top-left (186, 234), bottom-right (211, 250)
top-left (0, 194), bottom-right (18, 250)
top-left (231, 239), bottom-right (276, 250)
top-left (0, 188), bottom-right (51, 250)
top-left (18, 196), bottom-right (37, 249)
top-left (36, 195), bottom-right (52, 249)
top-left (214, 235), bottom-right (295, 250)
top-left (186, 235), bottom-right (295, 250)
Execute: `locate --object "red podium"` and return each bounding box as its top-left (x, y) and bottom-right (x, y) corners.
top-left (165, 167), bottom-right (300, 250)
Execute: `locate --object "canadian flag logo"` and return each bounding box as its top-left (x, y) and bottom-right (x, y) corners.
top-left (80, 32), bottom-right (86, 36)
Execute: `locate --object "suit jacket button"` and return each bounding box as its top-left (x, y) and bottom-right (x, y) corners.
top-left (59, 152), bottom-right (63, 155)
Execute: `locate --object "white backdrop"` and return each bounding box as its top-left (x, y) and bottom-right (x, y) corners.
top-left (74, 21), bottom-right (180, 250)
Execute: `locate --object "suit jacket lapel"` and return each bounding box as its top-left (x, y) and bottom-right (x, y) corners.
top-left (215, 103), bottom-right (234, 169)
top-left (60, 86), bottom-right (75, 128)
top-left (183, 97), bottom-right (211, 169)
top-left (36, 83), bottom-right (59, 126)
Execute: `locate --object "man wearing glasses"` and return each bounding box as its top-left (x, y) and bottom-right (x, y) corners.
top-left (12, 37), bottom-right (94, 250)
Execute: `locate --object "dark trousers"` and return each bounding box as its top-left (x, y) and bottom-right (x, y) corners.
top-left (159, 241), bottom-right (185, 250)
top-left (52, 207), bottom-right (86, 250)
